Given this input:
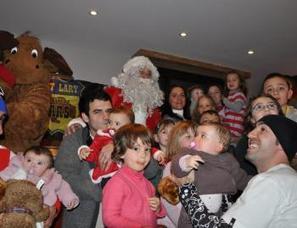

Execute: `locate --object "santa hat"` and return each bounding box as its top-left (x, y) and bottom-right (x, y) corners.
top-left (259, 115), bottom-right (297, 161)
top-left (122, 56), bottom-right (159, 81)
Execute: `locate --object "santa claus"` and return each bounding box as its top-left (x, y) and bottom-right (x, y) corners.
top-left (105, 56), bottom-right (164, 131)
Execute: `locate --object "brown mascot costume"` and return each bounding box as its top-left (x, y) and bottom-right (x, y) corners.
top-left (0, 31), bottom-right (73, 153)
top-left (0, 178), bottom-right (49, 228)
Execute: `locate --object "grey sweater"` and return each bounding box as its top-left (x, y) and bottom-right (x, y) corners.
top-left (171, 148), bottom-right (250, 194)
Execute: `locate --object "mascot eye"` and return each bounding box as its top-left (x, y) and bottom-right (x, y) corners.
top-left (10, 47), bottom-right (18, 54)
top-left (31, 49), bottom-right (38, 58)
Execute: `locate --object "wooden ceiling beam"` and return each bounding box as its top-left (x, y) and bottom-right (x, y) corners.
top-left (134, 49), bottom-right (251, 79)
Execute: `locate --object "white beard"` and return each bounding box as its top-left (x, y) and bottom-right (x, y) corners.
top-left (117, 74), bottom-right (164, 116)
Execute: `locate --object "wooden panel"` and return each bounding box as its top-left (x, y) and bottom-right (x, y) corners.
top-left (134, 49), bottom-right (251, 79)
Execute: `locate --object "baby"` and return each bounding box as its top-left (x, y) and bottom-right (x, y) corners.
top-left (171, 123), bottom-right (250, 227)
top-left (0, 146), bottom-right (79, 209)
top-left (199, 109), bottom-right (221, 124)
top-left (78, 107), bottom-right (165, 184)
top-left (78, 107), bottom-right (134, 184)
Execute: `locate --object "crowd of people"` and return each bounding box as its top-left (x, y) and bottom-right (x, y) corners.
top-left (0, 55), bottom-right (297, 228)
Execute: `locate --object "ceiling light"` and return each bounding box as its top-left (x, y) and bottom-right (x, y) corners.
top-left (89, 10), bottom-right (98, 16)
top-left (179, 32), bottom-right (187, 37)
top-left (248, 50), bottom-right (255, 55)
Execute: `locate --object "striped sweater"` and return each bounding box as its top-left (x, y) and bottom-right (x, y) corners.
top-left (222, 90), bottom-right (247, 138)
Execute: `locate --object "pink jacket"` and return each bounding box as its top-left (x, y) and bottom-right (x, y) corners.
top-left (102, 166), bottom-right (166, 227)
top-left (41, 170), bottom-right (79, 207)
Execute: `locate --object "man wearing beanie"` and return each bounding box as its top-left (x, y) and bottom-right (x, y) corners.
top-left (178, 114), bottom-right (297, 228)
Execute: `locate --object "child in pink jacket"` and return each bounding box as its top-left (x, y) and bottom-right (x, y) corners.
top-left (102, 124), bottom-right (166, 227)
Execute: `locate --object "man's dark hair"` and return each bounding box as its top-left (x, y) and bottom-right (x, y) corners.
top-left (78, 84), bottom-right (111, 116)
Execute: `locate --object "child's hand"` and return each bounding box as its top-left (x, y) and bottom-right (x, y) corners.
top-left (66, 198), bottom-right (79, 210)
top-left (64, 123), bottom-right (82, 136)
top-left (156, 152), bottom-right (166, 165)
top-left (185, 155), bottom-right (204, 171)
top-left (79, 147), bottom-right (91, 160)
top-left (148, 196), bottom-right (161, 212)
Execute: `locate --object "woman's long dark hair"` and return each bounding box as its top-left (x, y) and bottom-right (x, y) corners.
top-left (160, 84), bottom-right (191, 120)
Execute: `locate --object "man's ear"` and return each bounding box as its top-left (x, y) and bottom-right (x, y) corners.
top-left (81, 113), bottom-right (89, 123)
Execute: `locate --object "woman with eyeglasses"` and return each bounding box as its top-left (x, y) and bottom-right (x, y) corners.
top-left (233, 94), bottom-right (283, 176)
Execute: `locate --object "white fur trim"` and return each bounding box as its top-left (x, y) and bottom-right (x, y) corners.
top-left (122, 56), bottom-right (159, 81)
top-left (77, 145), bottom-right (90, 160)
top-left (96, 129), bottom-right (113, 137)
top-left (89, 168), bottom-right (119, 184)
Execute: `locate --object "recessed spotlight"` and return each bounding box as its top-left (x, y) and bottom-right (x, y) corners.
top-left (89, 10), bottom-right (98, 16)
top-left (179, 32), bottom-right (187, 37)
top-left (248, 50), bottom-right (255, 55)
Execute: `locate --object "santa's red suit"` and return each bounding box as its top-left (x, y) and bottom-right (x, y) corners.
top-left (104, 86), bottom-right (161, 131)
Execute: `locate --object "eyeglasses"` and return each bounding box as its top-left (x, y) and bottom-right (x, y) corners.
top-left (252, 103), bottom-right (278, 113)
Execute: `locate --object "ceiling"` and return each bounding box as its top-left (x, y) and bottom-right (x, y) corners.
top-left (1, 0), bottom-right (297, 93)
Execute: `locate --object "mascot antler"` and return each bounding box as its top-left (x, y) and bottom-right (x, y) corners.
top-left (44, 47), bottom-right (73, 77)
top-left (0, 31), bottom-right (18, 61)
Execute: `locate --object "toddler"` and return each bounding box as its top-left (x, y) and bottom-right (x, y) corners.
top-left (158, 120), bottom-right (196, 227)
top-left (102, 123), bottom-right (166, 227)
top-left (78, 107), bottom-right (135, 183)
top-left (153, 118), bottom-right (175, 164)
top-left (171, 123), bottom-right (250, 227)
top-left (199, 109), bottom-right (221, 124)
top-left (262, 73), bottom-right (297, 122)
top-left (221, 71), bottom-right (247, 141)
top-left (188, 84), bottom-right (205, 115)
top-left (0, 146), bottom-right (79, 209)
top-left (78, 107), bottom-right (165, 184)
top-left (208, 84), bottom-right (224, 113)
top-left (191, 95), bottom-right (216, 123)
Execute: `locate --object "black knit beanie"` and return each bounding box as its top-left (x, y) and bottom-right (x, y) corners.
top-left (259, 115), bottom-right (297, 161)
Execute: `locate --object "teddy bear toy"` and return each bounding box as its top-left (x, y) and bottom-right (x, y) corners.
top-left (157, 171), bottom-right (195, 205)
top-left (0, 31), bottom-right (73, 153)
top-left (0, 178), bottom-right (49, 228)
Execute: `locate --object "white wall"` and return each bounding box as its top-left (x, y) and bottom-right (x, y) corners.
top-left (44, 39), bottom-right (262, 97)
top-left (44, 40), bottom-right (133, 85)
